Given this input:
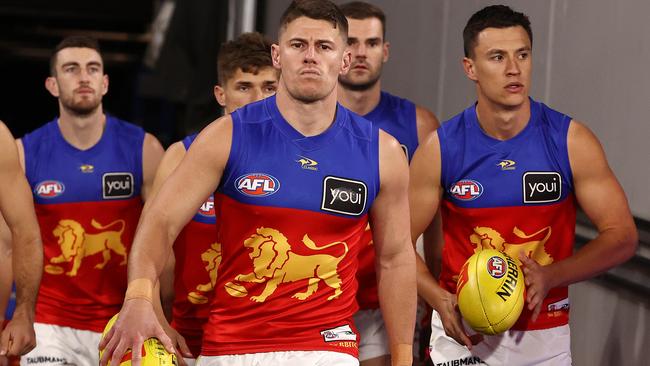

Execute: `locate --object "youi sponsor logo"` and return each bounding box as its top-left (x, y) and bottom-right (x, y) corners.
top-left (523, 172), bottom-right (561, 203)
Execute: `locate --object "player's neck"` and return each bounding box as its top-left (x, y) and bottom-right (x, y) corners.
top-left (275, 84), bottom-right (338, 137)
top-left (57, 106), bottom-right (106, 150)
top-left (337, 81), bottom-right (382, 116)
top-left (475, 97), bottom-right (530, 141)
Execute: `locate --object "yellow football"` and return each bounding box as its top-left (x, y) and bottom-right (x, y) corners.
top-left (456, 249), bottom-right (525, 335)
top-left (99, 314), bottom-right (178, 365)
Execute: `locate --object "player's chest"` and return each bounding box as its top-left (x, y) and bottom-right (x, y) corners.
top-left (29, 153), bottom-right (139, 204)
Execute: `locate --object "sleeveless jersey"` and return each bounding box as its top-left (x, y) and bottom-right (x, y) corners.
top-left (170, 134), bottom-right (217, 356)
top-left (201, 95), bottom-right (380, 358)
top-left (438, 99), bottom-right (576, 330)
top-left (22, 116), bottom-right (144, 332)
top-left (356, 91), bottom-right (418, 310)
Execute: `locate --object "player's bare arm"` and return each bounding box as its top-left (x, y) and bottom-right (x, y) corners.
top-left (414, 105), bottom-right (444, 276)
top-left (140, 133), bottom-right (165, 202)
top-left (99, 116), bottom-right (233, 366)
top-left (408, 132), bottom-right (481, 349)
top-left (415, 105), bottom-right (439, 142)
top-left (369, 130), bottom-right (417, 366)
top-left (520, 120), bottom-right (638, 320)
top-left (148, 141), bottom-right (194, 361)
top-left (0, 122), bottom-right (43, 357)
top-left (0, 215), bottom-right (11, 325)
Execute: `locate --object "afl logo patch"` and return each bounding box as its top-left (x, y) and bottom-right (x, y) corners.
top-left (35, 180), bottom-right (65, 198)
top-left (487, 256), bottom-right (507, 278)
top-left (450, 179), bottom-right (483, 201)
top-left (198, 196), bottom-right (215, 217)
top-left (321, 176), bottom-right (367, 216)
top-left (103, 173), bottom-right (134, 199)
top-left (236, 173), bottom-right (280, 197)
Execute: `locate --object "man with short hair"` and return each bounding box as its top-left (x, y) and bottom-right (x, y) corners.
top-left (409, 5), bottom-right (637, 365)
top-left (0, 122), bottom-right (43, 364)
top-left (156, 32), bottom-right (279, 366)
top-left (99, 1), bottom-right (417, 366)
top-left (16, 36), bottom-right (164, 366)
top-left (337, 2), bottom-right (439, 365)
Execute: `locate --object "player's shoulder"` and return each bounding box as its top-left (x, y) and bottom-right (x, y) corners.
top-left (109, 115), bottom-right (146, 140)
top-left (533, 99), bottom-right (572, 128)
top-left (379, 90), bottom-right (415, 111)
top-left (20, 119), bottom-right (58, 147)
top-left (567, 119), bottom-right (600, 147)
top-left (231, 96), bottom-right (273, 126)
top-left (0, 120), bottom-right (13, 142)
top-left (342, 104), bottom-right (376, 142)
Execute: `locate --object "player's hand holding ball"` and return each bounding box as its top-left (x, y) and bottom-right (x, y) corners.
top-left (99, 313), bottom-right (178, 366)
top-left (456, 249), bottom-right (525, 335)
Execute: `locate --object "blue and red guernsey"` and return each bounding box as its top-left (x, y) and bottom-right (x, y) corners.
top-left (201, 95), bottom-right (380, 358)
top-left (438, 99), bottom-right (576, 331)
top-left (22, 117), bottom-right (144, 332)
top-left (355, 91), bottom-right (418, 310)
top-left (170, 134), bottom-right (217, 356)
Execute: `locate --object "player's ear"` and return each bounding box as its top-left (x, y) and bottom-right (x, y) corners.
top-left (340, 48), bottom-right (351, 75)
top-left (101, 74), bottom-right (109, 96)
top-left (463, 57), bottom-right (478, 82)
top-left (382, 40), bottom-right (390, 63)
top-left (45, 76), bottom-right (60, 97)
top-left (271, 44), bottom-right (281, 69)
top-left (214, 85), bottom-right (226, 107)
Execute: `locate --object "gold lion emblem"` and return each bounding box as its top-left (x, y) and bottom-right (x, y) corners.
top-left (230, 227), bottom-right (348, 302)
top-left (46, 219), bottom-right (128, 276)
top-left (469, 226), bottom-right (553, 265)
top-left (188, 242), bottom-right (222, 304)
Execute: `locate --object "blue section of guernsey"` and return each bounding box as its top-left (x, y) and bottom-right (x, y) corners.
top-left (23, 116), bottom-right (144, 203)
top-left (219, 95), bottom-right (380, 215)
top-left (439, 98), bottom-right (574, 208)
top-left (364, 91), bottom-right (418, 162)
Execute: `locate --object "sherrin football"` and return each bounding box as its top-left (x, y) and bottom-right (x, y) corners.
top-left (100, 314), bottom-right (178, 366)
top-left (456, 249), bottom-right (525, 335)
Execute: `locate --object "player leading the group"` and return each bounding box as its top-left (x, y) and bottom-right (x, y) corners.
top-left (100, 1), bottom-right (417, 365)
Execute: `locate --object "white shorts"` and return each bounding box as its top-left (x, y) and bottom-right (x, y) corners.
top-left (354, 308), bottom-right (389, 361)
top-left (20, 322), bottom-right (101, 365)
top-left (196, 350), bottom-right (359, 366)
top-left (184, 358), bottom-right (197, 366)
top-left (428, 311), bottom-right (572, 365)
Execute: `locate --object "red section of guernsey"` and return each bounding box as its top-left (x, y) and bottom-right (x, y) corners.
top-left (355, 225), bottom-right (379, 310)
top-left (35, 198), bottom-right (142, 332)
top-left (171, 220), bottom-right (217, 356)
top-left (439, 196), bottom-right (576, 330)
top-left (201, 194), bottom-right (365, 358)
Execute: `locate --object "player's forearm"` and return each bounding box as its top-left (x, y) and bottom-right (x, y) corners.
top-left (11, 231), bottom-right (42, 318)
top-left (376, 247), bottom-right (417, 350)
top-left (547, 226), bottom-right (637, 289)
top-left (127, 211), bottom-right (178, 284)
top-left (415, 254), bottom-right (446, 310)
top-left (0, 250), bottom-right (11, 318)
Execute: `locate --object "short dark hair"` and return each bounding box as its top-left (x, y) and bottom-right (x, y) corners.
top-left (50, 35), bottom-right (103, 76)
top-left (340, 1), bottom-right (386, 39)
top-left (217, 32), bottom-right (275, 85)
top-left (463, 5), bottom-right (532, 58)
top-left (279, 0), bottom-right (348, 42)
